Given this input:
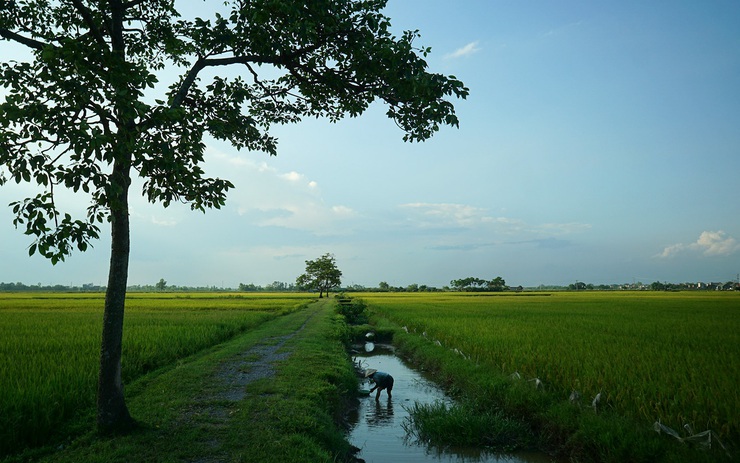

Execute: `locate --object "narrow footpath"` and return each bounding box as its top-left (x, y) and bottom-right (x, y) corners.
top-left (175, 302), bottom-right (321, 463)
top-left (41, 298), bottom-right (354, 463)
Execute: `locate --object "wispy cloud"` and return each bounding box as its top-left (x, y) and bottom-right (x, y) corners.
top-left (399, 202), bottom-right (590, 237)
top-left (514, 237), bottom-right (573, 249)
top-left (427, 242), bottom-right (495, 251)
top-left (539, 222), bottom-right (592, 235)
top-left (400, 202), bottom-right (493, 228)
top-left (149, 216), bottom-right (177, 227)
top-left (658, 230), bottom-right (740, 258)
top-left (207, 149), bottom-right (355, 235)
top-left (279, 171), bottom-right (304, 182)
top-left (428, 237), bottom-right (573, 252)
top-left (445, 41), bottom-right (481, 59)
top-left (541, 20), bottom-right (584, 38)
top-left (658, 243), bottom-right (684, 258)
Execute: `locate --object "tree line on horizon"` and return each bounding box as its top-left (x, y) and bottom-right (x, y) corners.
top-left (3, 279), bottom-right (737, 293)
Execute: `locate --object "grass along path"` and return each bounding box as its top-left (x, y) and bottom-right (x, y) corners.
top-left (12, 298), bottom-right (357, 463)
top-left (0, 292), bottom-right (310, 456)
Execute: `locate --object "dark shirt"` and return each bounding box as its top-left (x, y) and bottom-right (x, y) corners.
top-left (371, 371), bottom-right (392, 387)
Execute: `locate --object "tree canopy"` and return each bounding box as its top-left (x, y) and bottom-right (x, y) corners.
top-left (296, 253), bottom-right (342, 298)
top-left (0, 0), bottom-right (467, 434)
top-left (450, 276), bottom-right (507, 292)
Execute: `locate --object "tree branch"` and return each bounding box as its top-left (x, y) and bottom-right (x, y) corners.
top-left (169, 57), bottom-right (206, 109)
top-left (0, 28), bottom-right (49, 50)
top-left (170, 54), bottom-right (276, 109)
top-left (244, 62), bottom-right (290, 105)
top-left (170, 41), bottom-right (327, 109)
top-left (70, 0), bottom-right (107, 47)
top-left (122, 0), bottom-right (148, 9)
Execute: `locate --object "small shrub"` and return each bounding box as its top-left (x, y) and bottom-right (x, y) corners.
top-left (334, 294), bottom-right (368, 325)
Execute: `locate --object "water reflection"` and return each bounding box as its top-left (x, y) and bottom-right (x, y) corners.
top-left (347, 346), bottom-right (554, 463)
top-left (367, 399), bottom-right (394, 428)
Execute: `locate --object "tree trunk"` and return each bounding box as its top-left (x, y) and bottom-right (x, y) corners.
top-left (96, 155), bottom-right (135, 434)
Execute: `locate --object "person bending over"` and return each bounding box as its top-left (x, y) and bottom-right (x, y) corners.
top-left (365, 368), bottom-right (394, 401)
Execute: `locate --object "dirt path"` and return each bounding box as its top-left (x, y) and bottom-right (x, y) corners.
top-left (211, 308), bottom-right (316, 402)
top-left (177, 300), bottom-right (322, 462)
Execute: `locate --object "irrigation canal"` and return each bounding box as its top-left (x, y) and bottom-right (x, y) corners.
top-left (347, 343), bottom-right (554, 463)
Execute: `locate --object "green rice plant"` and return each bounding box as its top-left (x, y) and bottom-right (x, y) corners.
top-left (0, 292), bottom-right (312, 457)
top-left (361, 291), bottom-right (740, 445)
top-left (403, 400), bottom-right (534, 450)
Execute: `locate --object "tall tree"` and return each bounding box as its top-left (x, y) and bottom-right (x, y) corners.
top-left (487, 276), bottom-right (506, 292)
top-left (296, 253), bottom-right (342, 298)
top-left (0, 0), bottom-right (467, 433)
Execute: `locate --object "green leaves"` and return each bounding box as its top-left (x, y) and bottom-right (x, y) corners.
top-left (296, 253), bottom-right (343, 296)
top-left (1, 0), bottom-right (467, 266)
top-left (9, 193), bottom-right (100, 264)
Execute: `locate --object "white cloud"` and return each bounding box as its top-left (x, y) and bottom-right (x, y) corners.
top-left (658, 243), bottom-right (686, 258)
top-left (280, 171), bottom-right (304, 182)
top-left (331, 205), bottom-right (354, 216)
top-left (659, 230), bottom-right (739, 258)
top-left (399, 203), bottom-right (590, 237)
top-left (444, 41), bottom-right (481, 59)
top-left (204, 148), bottom-right (355, 235)
top-left (254, 201), bottom-right (356, 235)
top-left (149, 216), bottom-right (177, 227)
top-left (694, 230), bottom-right (739, 256)
top-left (400, 202), bottom-right (492, 228)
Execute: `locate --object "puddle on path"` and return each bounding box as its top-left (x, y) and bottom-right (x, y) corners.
top-left (347, 344), bottom-right (554, 463)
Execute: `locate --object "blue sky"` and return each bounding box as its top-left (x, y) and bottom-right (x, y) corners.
top-left (1, 0), bottom-right (739, 288)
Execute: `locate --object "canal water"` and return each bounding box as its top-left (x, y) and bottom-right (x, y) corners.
top-left (347, 344), bottom-right (554, 463)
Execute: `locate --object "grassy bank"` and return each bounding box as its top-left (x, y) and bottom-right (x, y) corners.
top-left (227, 299), bottom-right (359, 462)
top-left (4, 298), bottom-right (358, 463)
top-left (362, 291), bottom-right (737, 462)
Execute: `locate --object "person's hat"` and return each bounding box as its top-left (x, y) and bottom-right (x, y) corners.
top-left (364, 368), bottom-right (377, 377)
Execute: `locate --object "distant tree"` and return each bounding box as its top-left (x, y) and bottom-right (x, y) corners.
top-left (378, 281), bottom-right (390, 291)
top-left (238, 283), bottom-right (261, 292)
top-left (487, 276), bottom-right (506, 292)
top-left (569, 281), bottom-right (588, 291)
top-left (155, 278), bottom-right (167, 291)
top-left (296, 253), bottom-right (342, 298)
top-left (406, 283), bottom-right (419, 292)
top-left (451, 276), bottom-right (506, 292)
top-left (450, 277), bottom-right (487, 291)
top-left (265, 280), bottom-right (294, 291)
top-left (0, 0), bottom-right (466, 433)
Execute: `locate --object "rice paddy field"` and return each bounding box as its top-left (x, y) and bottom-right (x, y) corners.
top-left (2, 290), bottom-right (738, 460)
top-left (361, 291), bottom-right (740, 445)
top-left (0, 292), bottom-right (313, 457)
